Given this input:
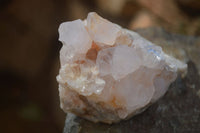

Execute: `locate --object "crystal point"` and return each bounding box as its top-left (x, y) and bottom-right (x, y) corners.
top-left (87, 12), bottom-right (121, 46)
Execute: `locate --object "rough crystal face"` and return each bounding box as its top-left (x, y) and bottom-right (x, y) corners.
top-left (57, 12), bottom-right (187, 123)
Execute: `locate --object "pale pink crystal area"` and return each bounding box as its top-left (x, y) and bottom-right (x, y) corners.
top-left (57, 12), bottom-right (187, 123)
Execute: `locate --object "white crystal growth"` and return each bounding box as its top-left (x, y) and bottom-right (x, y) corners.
top-left (87, 12), bottom-right (121, 46)
top-left (57, 12), bottom-right (187, 123)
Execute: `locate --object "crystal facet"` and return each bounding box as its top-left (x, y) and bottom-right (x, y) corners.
top-left (57, 12), bottom-right (187, 123)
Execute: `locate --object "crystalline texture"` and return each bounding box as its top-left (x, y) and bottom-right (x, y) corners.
top-left (57, 12), bottom-right (187, 123)
top-left (58, 19), bottom-right (92, 65)
top-left (112, 45), bottom-right (142, 80)
top-left (87, 12), bottom-right (121, 46)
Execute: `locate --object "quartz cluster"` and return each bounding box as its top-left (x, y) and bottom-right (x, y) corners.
top-left (57, 12), bottom-right (187, 123)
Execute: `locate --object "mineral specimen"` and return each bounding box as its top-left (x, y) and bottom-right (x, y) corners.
top-left (57, 12), bottom-right (187, 124)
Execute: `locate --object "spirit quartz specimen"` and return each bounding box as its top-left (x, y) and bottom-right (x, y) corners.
top-left (57, 12), bottom-right (187, 124)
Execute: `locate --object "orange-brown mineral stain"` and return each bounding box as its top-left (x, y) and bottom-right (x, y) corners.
top-left (91, 42), bottom-right (100, 51)
top-left (109, 86), bottom-right (126, 108)
top-left (86, 42), bottom-right (100, 61)
top-left (75, 60), bottom-right (85, 64)
top-left (111, 96), bottom-right (118, 107)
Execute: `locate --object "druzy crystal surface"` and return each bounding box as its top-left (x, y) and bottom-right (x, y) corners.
top-left (57, 12), bottom-right (187, 123)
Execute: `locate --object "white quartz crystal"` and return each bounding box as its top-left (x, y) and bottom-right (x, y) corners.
top-left (87, 12), bottom-right (121, 46)
top-left (57, 12), bottom-right (187, 123)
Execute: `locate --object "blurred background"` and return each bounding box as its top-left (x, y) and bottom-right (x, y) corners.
top-left (0, 0), bottom-right (200, 132)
